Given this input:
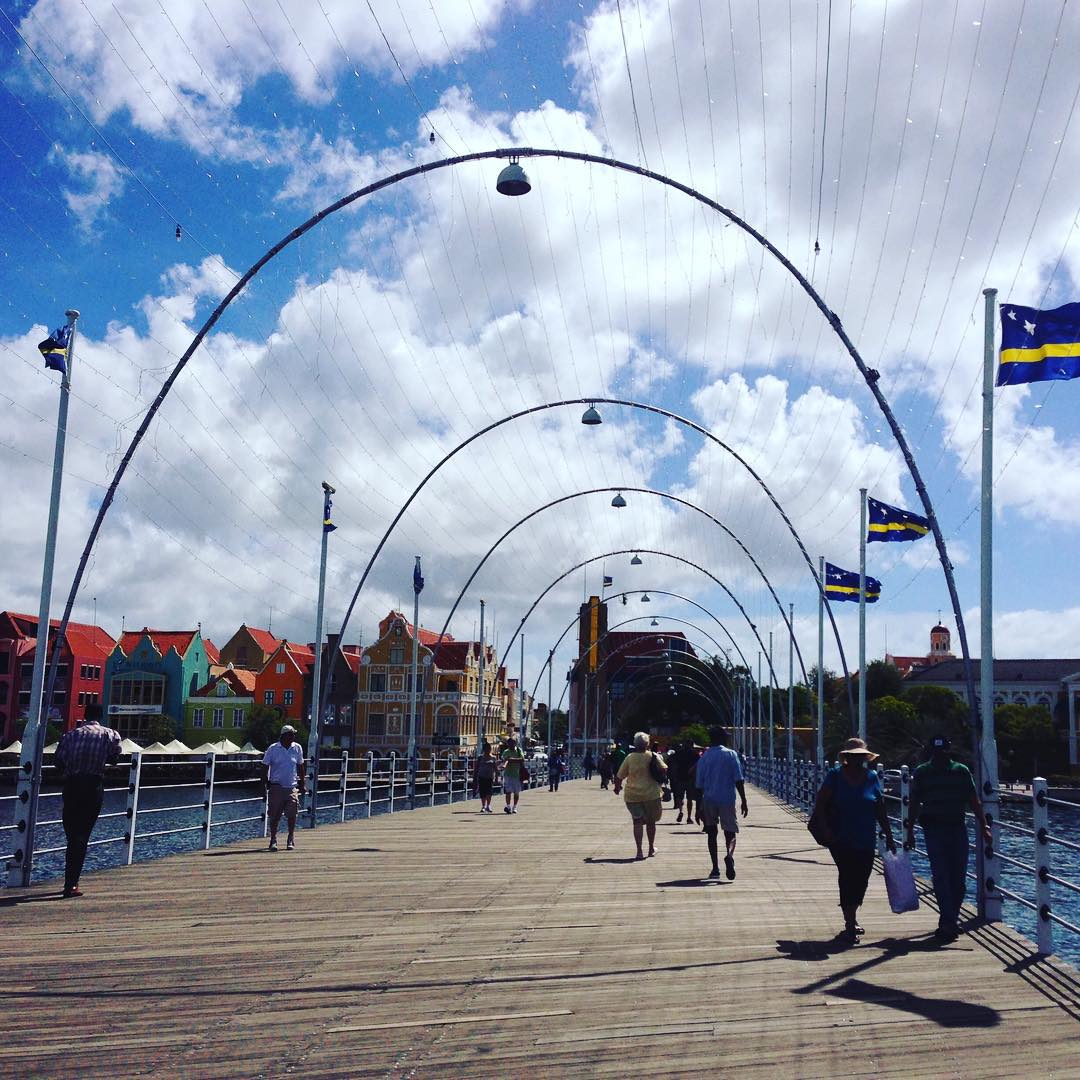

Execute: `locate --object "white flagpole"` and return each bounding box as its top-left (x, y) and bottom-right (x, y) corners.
top-left (407, 555), bottom-right (422, 809)
top-left (305, 481), bottom-right (335, 830)
top-left (787, 603), bottom-right (795, 762)
top-left (858, 486), bottom-right (868, 742)
top-left (979, 287), bottom-right (1002, 921)
top-left (817, 557), bottom-right (825, 769)
top-left (8, 310), bottom-right (79, 887)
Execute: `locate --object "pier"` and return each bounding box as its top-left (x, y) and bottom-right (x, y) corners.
top-left (2, 781), bottom-right (1077, 1078)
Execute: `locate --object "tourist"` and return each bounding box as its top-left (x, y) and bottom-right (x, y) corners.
top-left (54, 703), bottom-right (122, 898)
top-left (812, 737), bottom-right (896, 943)
top-left (583, 749), bottom-right (595, 781)
top-left (693, 727), bottom-right (749, 880)
top-left (598, 746), bottom-right (614, 789)
top-left (609, 742), bottom-right (628, 792)
top-left (906, 734), bottom-right (992, 942)
top-left (500, 735), bottom-right (526, 814)
top-left (261, 724), bottom-right (306, 851)
top-left (614, 731), bottom-right (667, 859)
top-left (474, 742), bottom-right (496, 813)
top-left (548, 746), bottom-right (566, 792)
top-left (669, 738), bottom-right (700, 825)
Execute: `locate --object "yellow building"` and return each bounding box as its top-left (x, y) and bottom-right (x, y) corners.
top-left (353, 611), bottom-right (508, 757)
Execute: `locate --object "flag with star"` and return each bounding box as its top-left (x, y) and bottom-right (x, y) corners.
top-left (322, 490), bottom-right (336, 533)
top-left (867, 497), bottom-right (930, 543)
top-left (37, 324), bottom-right (71, 376)
top-left (413, 556), bottom-right (424, 595)
top-left (824, 563), bottom-right (881, 603)
top-left (997, 300), bottom-right (1080, 386)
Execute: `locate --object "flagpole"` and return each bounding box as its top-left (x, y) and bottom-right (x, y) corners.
top-left (546, 651), bottom-right (553, 758)
top-left (817, 557), bottom-right (825, 769)
top-left (858, 486), bottom-right (868, 742)
top-left (979, 287), bottom-right (1002, 922)
top-left (407, 556), bottom-right (423, 809)
top-left (787, 603), bottom-right (794, 763)
top-left (7, 310), bottom-right (79, 888)
top-left (475, 600), bottom-right (486, 755)
top-left (518, 633), bottom-right (526, 743)
top-left (768, 631), bottom-right (775, 761)
top-left (306, 481), bottom-right (335, 830)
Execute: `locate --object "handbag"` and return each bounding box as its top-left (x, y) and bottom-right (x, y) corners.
top-left (647, 751), bottom-right (665, 785)
top-left (807, 810), bottom-right (831, 847)
top-left (882, 849), bottom-right (920, 913)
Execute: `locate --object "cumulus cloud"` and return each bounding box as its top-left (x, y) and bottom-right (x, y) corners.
top-left (49, 145), bottom-right (125, 233)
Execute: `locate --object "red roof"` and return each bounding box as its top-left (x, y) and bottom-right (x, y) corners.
top-left (342, 651), bottom-right (360, 674)
top-left (118, 629), bottom-right (199, 658)
top-left (245, 626), bottom-right (282, 654)
top-left (433, 641), bottom-right (473, 670)
top-left (204, 639), bottom-right (221, 664)
top-left (192, 668), bottom-right (257, 696)
top-left (65, 627), bottom-right (116, 661)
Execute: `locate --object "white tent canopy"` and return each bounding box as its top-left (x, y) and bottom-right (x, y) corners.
top-left (119, 738), bottom-right (143, 755)
top-left (0, 740), bottom-right (21, 755)
top-left (191, 739), bottom-right (246, 755)
top-left (140, 742), bottom-right (171, 755)
top-left (163, 739), bottom-right (192, 754)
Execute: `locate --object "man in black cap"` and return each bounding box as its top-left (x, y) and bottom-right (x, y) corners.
top-left (906, 735), bottom-right (992, 942)
top-left (55, 702), bottom-right (122, 897)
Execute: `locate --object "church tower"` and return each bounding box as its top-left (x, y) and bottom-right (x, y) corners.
top-left (930, 621), bottom-right (953, 659)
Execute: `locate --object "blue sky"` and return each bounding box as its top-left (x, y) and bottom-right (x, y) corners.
top-left (3, 0), bottom-right (1080, 692)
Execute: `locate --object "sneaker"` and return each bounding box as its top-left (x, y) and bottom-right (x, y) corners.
top-left (647, 848), bottom-right (657, 857)
top-left (504, 806), bottom-right (512, 814)
top-left (724, 855), bottom-right (736, 880)
top-left (268, 841), bottom-right (278, 852)
top-left (511, 806), bottom-right (518, 814)
top-left (62, 886), bottom-right (83, 898)
top-left (676, 812), bottom-right (683, 824)
top-left (286, 839), bottom-right (295, 851)
top-left (708, 868), bottom-right (721, 879)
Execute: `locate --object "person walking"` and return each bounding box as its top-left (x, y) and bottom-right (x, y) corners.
top-left (598, 747), bottom-right (613, 789)
top-left (609, 742), bottom-right (627, 795)
top-left (693, 728), bottom-right (749, 880)
top-left (669, 738), bottom-right (699, 825)
top-left (500, 735), bottom-right (526, 813)
top-left (812, 737), bottom-right (896, 943)
top-left (583, 749), bottom-right (595, 781)
top-left (906, 734), bottom-right (992, 943)
top-left (474, 742), bottom-right (496, 813)
top-left (614, 732), bottom-right (667, 859)
top-left (260, 724), bottom-right (306, 851)
top-left (54, 703), bottom-right (122, 897)
top-left (548, 747), bottom-right (566, 792)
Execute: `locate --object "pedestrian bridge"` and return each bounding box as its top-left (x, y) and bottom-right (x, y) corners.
top-left (1, 782), bottom-right (1076, 1078)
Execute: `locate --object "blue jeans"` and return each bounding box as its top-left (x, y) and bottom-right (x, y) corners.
top-left (922, 822), bottom-right (970, 930)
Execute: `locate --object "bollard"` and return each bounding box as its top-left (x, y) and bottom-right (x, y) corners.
top-left (339, 751), bottom-right (349, 823)
top-left (1033, 777), bottom-right (1053, 955)
top-left (125, 751), bottom-right (142, 866)
top-left (202, 752), bottom-right (216, 851)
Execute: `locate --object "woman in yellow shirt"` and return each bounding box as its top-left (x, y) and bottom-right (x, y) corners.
top-left (614, 732), bottom-right (667, 859)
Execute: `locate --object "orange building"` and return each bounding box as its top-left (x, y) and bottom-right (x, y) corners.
top-left (254, 641), bottom-right (314, 725)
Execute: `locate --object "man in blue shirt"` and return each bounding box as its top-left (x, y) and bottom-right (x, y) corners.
top-left (692, 727), bottom-right (749, 880)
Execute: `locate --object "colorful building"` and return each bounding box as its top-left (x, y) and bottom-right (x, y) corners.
top-left (254, 641), bottom-right (314, 726)
top-left (184, 666), bottom-right (256, 744)
top-left (353, 611), bottom-right (507, 757)
top-left (103, 628), bottom-right (211, 741)
top-left (0, 611), bottom-right (115, 741)
top-left (886, 622), bottom-right (956, 677)
top-left (218, 625), bottom-right (282, 671)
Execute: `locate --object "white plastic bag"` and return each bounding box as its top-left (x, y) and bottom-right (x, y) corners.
top-left (882, 849), bottom-right (920, 914)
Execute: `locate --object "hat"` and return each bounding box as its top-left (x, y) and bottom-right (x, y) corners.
top-left (839, 737), bottom-right (879, 763)
top-left (929, 734), bottom-right (951, 752)
top-left (280, 724), bottom-right (297, 735)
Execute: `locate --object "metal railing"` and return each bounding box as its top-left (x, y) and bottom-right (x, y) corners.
top-left (2, 749), bottom-right (561, 884)
top-left (745, 755), bottom-right (1080, 958)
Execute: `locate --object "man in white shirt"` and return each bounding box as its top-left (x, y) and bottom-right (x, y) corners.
top-left (260, 724), bottom-right (306, 851)
top-left (692, 727), bottom-right (748, 880)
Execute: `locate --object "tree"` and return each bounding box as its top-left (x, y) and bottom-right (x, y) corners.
top-left (866, 696), bottom-right (921, 766)
top-left (865, 660), bottom-right (903, 702)
top-left (674, 722), bottom-right (710, 747)
top-left (244, 704), bottom-right (307, 752)
top-left (144, 714), bottom-right (179, 744)
top-left (995, 703), bottom-right (1061, 780)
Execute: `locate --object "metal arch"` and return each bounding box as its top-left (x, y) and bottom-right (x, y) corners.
top-left (529, 593), bottom-right (760, 709)
top-left (486, 550), bottom-right (789, 730)
top-left (429, 485), bottom-right (815, 688)
top-left (613, 674), bottom-right (721, 725)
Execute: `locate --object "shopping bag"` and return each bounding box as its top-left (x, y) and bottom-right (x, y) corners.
top-left (882, 849), bottom-right (920, 914)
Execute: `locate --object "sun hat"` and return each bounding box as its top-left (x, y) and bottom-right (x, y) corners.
top-left (280, 724), bottom-right (297, 735)
top-left (839, 737), bottom-right (879, 764)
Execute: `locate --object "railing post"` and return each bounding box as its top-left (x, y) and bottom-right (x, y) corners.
top-left (389, 753), bottom-right (397, 814)
top-left (124, 751), bottom-right (142, 866)
top-left (1033, 776), bottom-right (1053, 955)
top-left (429, 752), bottom-right (436, 807)
top-left (202, 752), bottom-right (216, 851)
top-left (900, 765), bottom-right (911, 844)
top-left (262, 775), bottom-right (269, 839)
top-left (339, 751), bottom-right (349, 823)
top-left (875, 763), bottom-right (886, 855)
top-left (366, 752), bottom-right (374, 818)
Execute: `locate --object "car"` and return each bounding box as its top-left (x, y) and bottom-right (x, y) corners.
top-left (882, 768), bottom-right (902, 794)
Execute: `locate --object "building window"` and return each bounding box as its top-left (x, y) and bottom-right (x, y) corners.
top-left (0, 653), bottom-right (7, 675)
top-left (78, 691), bottom-right (86, 706)
top-left (444, 679), bottom-right (458, 692)
top-left (193, 708), bottom-right (204, 728)
top-left (369, 672), bottom-right (386, 693)
top-left (283, 689), bottom-right (294, 706)
top-left (80, 664), bottom-right (88, 679)
top-left (389, 647), bottom-right (405, 665)
top-left (368, 713), bottom-right (385, 738)
top-left (216, 682), bottom-right (229, 697)
top-left (275, 662), bottom-right (285, 674)
top-left (112, 676), bottom-right (165, 707)
top-left (237, 645), bottom-right (248, 662)
top-left (232, 708), bottom-right (243, 727)
top-left (264, 690), bottom-right (275, 705)
top-left (435, 711), bottom-right (458, 736)
top-left (0, 684), bottom-right (6, 704)
top-left (21, 663), bottom-right (33, 678)
top-left (212, 708), bottom-right (224, 728)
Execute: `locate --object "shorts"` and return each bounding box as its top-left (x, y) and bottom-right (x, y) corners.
top-left (268, 783), bottom-right (299, 822)
top-left (477, 777), bottom-right (494, 799)
top-left (625, 799), bottom-right (663, 824)
top-left (503, 775), bottom-right (523, 795)
top-left (699, 801), bottom-right (738, 834)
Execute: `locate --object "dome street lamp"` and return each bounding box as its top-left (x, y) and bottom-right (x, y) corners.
top-left (641, 593), bottom-right (651, 603)
top-left (495, 158), bottom-right (531, 196)
top-left (631, 553), bottom-right (643, 565)
top-left (580, 403), bottom-right (603, 425)
top-left (611, 492), bottom-right (627, 508)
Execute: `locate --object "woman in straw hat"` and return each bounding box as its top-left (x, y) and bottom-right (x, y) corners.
top-left (811, 738), bottom-right (896, 943)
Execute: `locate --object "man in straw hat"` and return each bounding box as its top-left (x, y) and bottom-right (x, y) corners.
top-left (906, 734), bottom-right (992, 943)
top-left (812, 737), bottom-right (895, 943)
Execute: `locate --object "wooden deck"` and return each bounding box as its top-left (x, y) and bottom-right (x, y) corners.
top-left (1, 782), bottom-right (1078, 1078)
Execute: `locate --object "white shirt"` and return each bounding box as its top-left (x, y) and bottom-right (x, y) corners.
top-left (263, 741), bottom-right (304, 788)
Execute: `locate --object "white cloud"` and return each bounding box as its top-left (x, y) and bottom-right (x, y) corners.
top-left (49, 145), bottom-right (125, 233)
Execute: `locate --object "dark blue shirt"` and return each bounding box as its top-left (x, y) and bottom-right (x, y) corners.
top-left (826, 766), bottom-right (882, 851)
